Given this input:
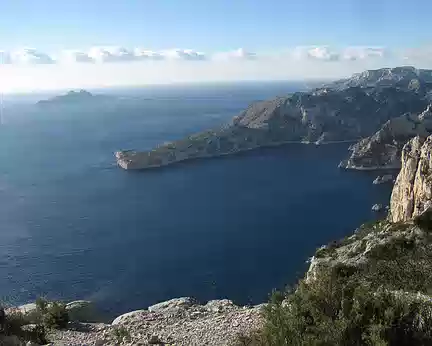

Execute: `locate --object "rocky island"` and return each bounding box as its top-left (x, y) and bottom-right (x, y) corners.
top-left (37, 90), bottom-right (113, 107)
top-left (116, 66), bottom-right (432, 170)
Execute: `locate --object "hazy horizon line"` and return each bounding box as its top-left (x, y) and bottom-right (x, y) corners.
top-left (1, 78), bottom-right (330, 96)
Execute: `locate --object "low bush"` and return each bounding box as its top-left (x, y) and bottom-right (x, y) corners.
top-left (111, 325), bottom-right (131, 344)
top-left (36, 298), bottom-right (69, 329)
top-left (3, 308), bottom-right (48, 344)
top-left (237, 261), bottom-right (432, 345)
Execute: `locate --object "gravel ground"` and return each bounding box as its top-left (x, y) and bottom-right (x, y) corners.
top-left (47, 298), bottom-right (264, 346)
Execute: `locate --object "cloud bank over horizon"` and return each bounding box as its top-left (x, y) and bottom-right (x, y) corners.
top-left (0, 46), bottom-right (393, 65)
top-left (1, 44), bottom-right (432, 93)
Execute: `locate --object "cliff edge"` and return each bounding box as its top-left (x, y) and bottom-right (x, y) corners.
top-left (389, 135), bottom-right (432, 222)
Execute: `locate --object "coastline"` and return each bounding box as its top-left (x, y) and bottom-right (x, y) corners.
top-left (116, 139), bottom-right (359, 171)
top-left (340, 163), bottom-right (401, 171)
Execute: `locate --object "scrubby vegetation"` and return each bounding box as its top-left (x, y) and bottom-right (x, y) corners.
top-left (36, 297), bottom-right (69, 329)
top-left (237, 267), bottom-right (432, 345)
top-left (1, 298), bottom-right (69, 344)
top-left (237, 220), bottom-right (432, 345)
top-left (3, 308), bottom-right (48, 344)
top-left (111, 325), bottom-right (131, 344)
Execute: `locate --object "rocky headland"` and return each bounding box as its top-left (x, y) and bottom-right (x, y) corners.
top-left (116, 66), bottom-right (432, 170)
top-left (340, 104), bottom-right (432, 170)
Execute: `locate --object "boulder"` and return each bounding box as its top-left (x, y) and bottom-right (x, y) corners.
top-left (111, 310), bottom-right (147, 325)
top-left (373, 174), bottom-right (394, 185)
top-left (148, 297), bottom-right (196, 313)
top-left (372, 203), bottom-right (383, 212)
top-left (205, 300), bottom-right (237, 313)
top-left (25, 341), bottom-right (40, 346)
top-left (66, 300), bottom-right (100, 323)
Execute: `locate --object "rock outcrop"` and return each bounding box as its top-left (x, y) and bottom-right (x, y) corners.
top-left (340, 105), bottom-right (432, 170)
top-left (389, 135), bottom-right (432, 222)
top-left (116, 67), bottom-right (431, 170)
top-left (65, 300), bottom-right (100, 323)
top-left (373, 174), bottom-right (394, 184)
top-left (47, 298), bottom-right (263, 346)
top-left (329, 66), bottom-right (432, 91)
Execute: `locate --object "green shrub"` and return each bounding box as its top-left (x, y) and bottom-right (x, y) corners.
top-left (3, 308), bottom-right (26, 336)
top-left (35, 297), bottom-right (49, 313)
top-left (40, 301), bottom-right (69, 329)
top-left (238, 263), bottom-right (432, 346)
top-left (3, 308), bottom-right (48, 344)
top-left (413, 209), bottom-right (432, 232)
top-left (111, 326), bottom-right (131, 344)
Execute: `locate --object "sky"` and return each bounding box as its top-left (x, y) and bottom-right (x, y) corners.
top-left (1, 0), bottom-right (432, 93)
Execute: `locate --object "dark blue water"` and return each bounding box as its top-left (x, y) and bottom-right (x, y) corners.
top-left (0, 83), bottom-right (392, 317)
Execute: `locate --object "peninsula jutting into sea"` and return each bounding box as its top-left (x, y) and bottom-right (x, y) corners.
top-left (114, 66), bottom-right (432, 171)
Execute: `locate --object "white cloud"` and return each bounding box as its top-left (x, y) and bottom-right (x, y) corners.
top-left (133, 48), bottom-right (164, 60)
top-left (403, 46), bottom-right (432, 65)
top-left (212, 48), bottom-right (256, 61)
top-left (0, 45), bottom-right (394, 67)
top-left (88, 46), bottom-right (137, 63)
top-left (342, 47), bottom-right (387, 61)
top-left (291, 46), bottom-right (387, 62)
top-left (307, 47), bottom-right (339, 61)
top-left (0, 51), bottom-right (12, 64)
top-left (162, 49), bottom-right (206, 60)
top-left (62, 50), bottom-right (95, 63)
top-left (292, 46), bottom-right (339, 61)
top-left (11, 48), bottom-right (55, 64)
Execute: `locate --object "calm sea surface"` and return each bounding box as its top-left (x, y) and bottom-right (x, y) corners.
top-left (0, 82), bottom-right (392, 317)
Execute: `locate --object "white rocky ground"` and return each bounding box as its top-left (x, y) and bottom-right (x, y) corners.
top-left (39, 298), bottom-right (263, 346)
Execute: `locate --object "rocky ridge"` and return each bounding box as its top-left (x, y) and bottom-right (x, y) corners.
top-left (329, 66), bottom-right (432, 92)
top-left (116, 67), bottom-right (431, 170)
top-left (340, 104), bottom-right (432, 170)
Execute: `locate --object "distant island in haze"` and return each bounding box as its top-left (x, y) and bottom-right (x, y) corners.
top-left (115, 66), bottom-right (432, 171)
top-left (36, 89), bottom-right (113, 106)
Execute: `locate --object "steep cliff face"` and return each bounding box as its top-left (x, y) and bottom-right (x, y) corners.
top-left (340, 105), bottom-right (432, 169)
top-left (389, 135), bottom-right (432, 222)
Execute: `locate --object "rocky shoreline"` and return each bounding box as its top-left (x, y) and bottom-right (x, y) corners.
top-left (115, 139), bottom-right (357, 171)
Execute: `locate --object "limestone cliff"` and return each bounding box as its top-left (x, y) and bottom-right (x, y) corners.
top-left (389, 135), bottom-right (432, 222)
top-left (340, 105), bottom-right (432, 170)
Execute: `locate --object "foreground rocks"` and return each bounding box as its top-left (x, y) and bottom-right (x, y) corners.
top-left (65, 301), bottom-right (100, 323)
top-left (48, 298), bottom-right (263, 346)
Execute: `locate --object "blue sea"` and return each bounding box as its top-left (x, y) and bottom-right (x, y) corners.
top-left (0, 82), bottom-right (392, 317)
